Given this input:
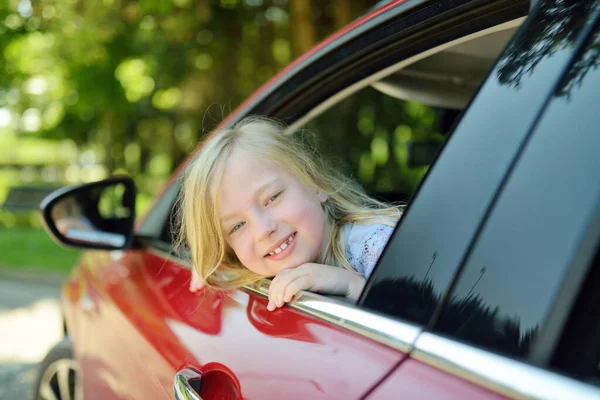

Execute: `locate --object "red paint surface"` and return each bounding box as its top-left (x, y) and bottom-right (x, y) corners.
top-left (366, 358), bottom-right (510, 400)
top-left (63, 250), bottom-right (405, 399)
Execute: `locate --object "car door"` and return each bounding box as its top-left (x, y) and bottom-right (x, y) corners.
top-left (365, 0), bottom-right (600, 398)
top-left (69, 1), bottom-right (531, 399)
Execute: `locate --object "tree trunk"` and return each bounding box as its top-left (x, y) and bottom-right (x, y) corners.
top-left (333, 1), bottom-right (353, 30)
top-left (289, 0), bottom-right (316, 58)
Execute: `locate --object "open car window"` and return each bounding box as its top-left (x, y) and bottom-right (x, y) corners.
top-left (144, 16), bottom-right (528, 284)
top-left (290, 18), bottom-right (524, 206)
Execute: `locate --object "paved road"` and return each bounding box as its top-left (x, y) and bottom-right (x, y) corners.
top-left (0, 275), bottom-right (63, 400)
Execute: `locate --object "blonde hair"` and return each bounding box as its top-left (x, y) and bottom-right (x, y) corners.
top-left (175, 116), bottom-right (401, 290)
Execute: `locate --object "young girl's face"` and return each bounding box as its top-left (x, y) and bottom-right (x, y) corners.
top-left (215, 148), bottom-right (330, 277)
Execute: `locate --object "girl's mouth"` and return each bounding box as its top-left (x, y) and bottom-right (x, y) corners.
top-left (264, 233), bottom-right (296, 260)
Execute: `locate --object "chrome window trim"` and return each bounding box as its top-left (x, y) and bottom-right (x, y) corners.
top-left (412, 332), bottom-right (600, 400)
top-left (140, 248), bottom-right (600, 399)
top-left (244, 281), bottom-right (422, 354)
top-left (146, 246), bottom-right (422, 352)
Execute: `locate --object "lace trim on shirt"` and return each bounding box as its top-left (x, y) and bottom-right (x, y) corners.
top-left (346, 224), bottom-right (394, 279)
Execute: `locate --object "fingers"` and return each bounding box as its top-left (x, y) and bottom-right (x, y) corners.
top-left (268, 278), bottom-right (300, 311)
top-left (267, 270), bottom-right (312, 311)
top-left (283, 277), bottom-right (309, 302)
top-left (189, 268), bottom-right (205, 293)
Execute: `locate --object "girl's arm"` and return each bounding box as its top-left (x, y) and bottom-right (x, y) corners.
top-left (267, 263), bottom-right (366, 311)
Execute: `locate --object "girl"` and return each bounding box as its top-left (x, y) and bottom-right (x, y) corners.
top-left (177, 117), bottom-right (401, 311)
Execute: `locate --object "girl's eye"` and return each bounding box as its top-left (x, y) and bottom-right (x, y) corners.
top-left (230, 222), bottom-right (245, 234)
top-left (266, 191), bottom-right (282, 205)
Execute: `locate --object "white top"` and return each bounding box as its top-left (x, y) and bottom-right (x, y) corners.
top-left (343, 221), bottom-right (396, 279)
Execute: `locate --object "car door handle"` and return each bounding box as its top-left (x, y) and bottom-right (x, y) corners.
top-left (174, 368), bottom-right (203, 400)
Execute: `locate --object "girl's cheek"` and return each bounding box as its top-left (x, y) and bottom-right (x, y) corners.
top-left (237, 235), bottom-right (255, 259)
top-left (277, 197), bottom-right (307, 220)
top-left (227, 236), bottom-right (244, 256)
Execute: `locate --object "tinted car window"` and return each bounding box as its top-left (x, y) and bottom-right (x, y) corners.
top-left (551, 233), bottom-right (600, 384)
top-left (433, 9), bottom-right (600, 360)
top-left (360, 0), bottom-right (599, 326)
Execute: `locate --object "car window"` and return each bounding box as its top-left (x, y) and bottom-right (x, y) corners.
top-left (304, 86), bottom-right (455, 204)
top-left (431, 8), bottom-right (600, 364)
top-left (539, 21), bottom-right (600, 385)
top-left (359, 0), bottom-right (598, 328)
top-left (552, 233), bottom-right (600, 386)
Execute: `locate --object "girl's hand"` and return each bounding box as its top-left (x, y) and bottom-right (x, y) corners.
top-left (267, 263), bottom-right (366, 311)
top-left (189, 268), bottom-right (205, 293)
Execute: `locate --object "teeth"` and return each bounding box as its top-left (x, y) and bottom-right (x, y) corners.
top-left (268, 234), bottom-right (295, 256)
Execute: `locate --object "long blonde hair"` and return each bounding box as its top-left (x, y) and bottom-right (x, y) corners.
top-left (175, 116), bottom-right (401, 290)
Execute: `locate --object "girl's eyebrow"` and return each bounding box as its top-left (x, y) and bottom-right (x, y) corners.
top-left (219, 178), bottom-right (281, 223)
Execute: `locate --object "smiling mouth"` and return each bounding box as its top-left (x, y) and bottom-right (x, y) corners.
top-left (265, 233), bottom-right (296, 257)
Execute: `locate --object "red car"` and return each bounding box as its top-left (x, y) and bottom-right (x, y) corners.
top-left (34, 0), bottom-right (600, 399)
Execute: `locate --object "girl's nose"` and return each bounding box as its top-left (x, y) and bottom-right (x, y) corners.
top-left (255, 214), bottom-right (277, 242)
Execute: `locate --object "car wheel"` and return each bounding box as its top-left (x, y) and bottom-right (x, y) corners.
top-left (32, 339), bottom-right (81, 400)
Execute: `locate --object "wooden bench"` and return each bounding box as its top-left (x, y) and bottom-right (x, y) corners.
top-left (2, 186), bottom-right (60, 211)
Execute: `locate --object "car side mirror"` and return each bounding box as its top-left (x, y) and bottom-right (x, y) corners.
top-left (40, 176), bottom-right (136, 250)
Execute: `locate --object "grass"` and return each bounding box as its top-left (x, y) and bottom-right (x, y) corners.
top-left (0, 227), bottom-right (81, 274)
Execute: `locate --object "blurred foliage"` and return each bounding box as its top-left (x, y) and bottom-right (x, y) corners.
top-left (0, 0), bottom-right (378, 227)
top-left (305, 87), bottom-right (449, 197)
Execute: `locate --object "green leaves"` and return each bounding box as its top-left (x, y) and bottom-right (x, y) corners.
top-left (0, 0), bottom-right (376, 224)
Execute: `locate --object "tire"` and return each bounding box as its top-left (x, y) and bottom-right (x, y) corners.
top-left (31, 339), bottom-right (81, 400)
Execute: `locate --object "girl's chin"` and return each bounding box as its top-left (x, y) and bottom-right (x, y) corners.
top-left (279, 263), bottom-right (303, 271)
top-left (268, 260), bottom-right (309, 275)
